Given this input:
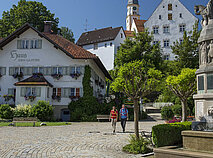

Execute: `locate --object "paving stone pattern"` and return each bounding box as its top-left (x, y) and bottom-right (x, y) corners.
top-left (0, 121), bottom-right (164, 158)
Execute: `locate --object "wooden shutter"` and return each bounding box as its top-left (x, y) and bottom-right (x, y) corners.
top-left (38, 39), bottom-right (42, 49)
top-left (57, 88), bottom-right (61, 97)
top-left (9, 67), bottom-right (14, 76)
top-left (17, 40), bottom-right (22, 49)
top-left (76, 88), bottom-right (80, 97)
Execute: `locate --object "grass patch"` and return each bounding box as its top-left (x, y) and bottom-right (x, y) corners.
top-left (0, 122), bottom-right (71, 127)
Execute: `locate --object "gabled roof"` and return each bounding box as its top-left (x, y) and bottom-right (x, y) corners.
top-left (0, 23), bottom-right (112, 80)
top-left (76, 26), bottom-right (124, 46)
top-left (14, 73), bottom-right (53, 87)
top-left (134, 19), bottom-right (147, 32)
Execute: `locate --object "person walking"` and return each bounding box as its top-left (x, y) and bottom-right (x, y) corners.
top-left (109, 106), bottom-right (118, 134)
top-left (120, 104), bottom-right (128, 133)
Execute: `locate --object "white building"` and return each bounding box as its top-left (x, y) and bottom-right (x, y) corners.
top-left (144, 0), bottom-right (198, 60)
top-left (77, 27), bottom-right (125, 70)
top-left (0, 23), bottom-right (112, 121)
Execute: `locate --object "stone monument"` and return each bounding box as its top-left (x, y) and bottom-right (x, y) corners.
top-left (193, 0), bottom-right (213, 131)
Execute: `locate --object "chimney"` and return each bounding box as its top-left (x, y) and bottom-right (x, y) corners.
top-left (44, 21), bottom-right (52, 33)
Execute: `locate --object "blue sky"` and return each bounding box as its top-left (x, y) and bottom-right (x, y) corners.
top-left (0, 0), bottom-right (209, 40)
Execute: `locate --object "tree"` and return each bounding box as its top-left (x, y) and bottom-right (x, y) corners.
top-left (171, 21), bottom-right (200, 69)
top-left (60, 27), bottom-right (75, 43)
top-left (115, 30), bottom-right (163, 70)
top-left (0, 0), bottom-right (59, 37)
top-left (112, 60), bottom-right (162, 139)
top-left (166, 68), bottom-right (196, 122)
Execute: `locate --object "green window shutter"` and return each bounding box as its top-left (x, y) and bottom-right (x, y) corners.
top-left (36, 87), bottom-right (41, 97)
top-left (38, 39), bottom-right (42, 49)
top-left (9, 67), bottom-right (14, 76)
top-left (21, 87), bottom-right (26, 97)
top-left (17, 40), bottom-right (22, 49)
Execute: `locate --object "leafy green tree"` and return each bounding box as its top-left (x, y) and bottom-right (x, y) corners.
top-left (0, 0), bottom-right (59, 37)
top-left (60, 27), bottom-right (75, 43)
top-left (166, 68), bottom-right (196, 122)
top-left (112, 60), bottom-right (162, 138)
top-left (171, 21), bottom-right (200, 69)
top-left (115, 30), bottom-right (163, 70)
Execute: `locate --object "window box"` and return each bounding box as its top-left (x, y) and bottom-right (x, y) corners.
top-left (3, 94), bottom-right (15, 102)
top-left (24, 95), bottom-right (36, 102)
top-left (69, 96), bottom-right (80, 100)
top-left (52, 95), bottom-right (61, 102)
top-left (70, 73), bottom-right (81, 79)
top-left (51, 73), bottom-right (63, 80)
top-left (13, 72), bottom-right (23, 80)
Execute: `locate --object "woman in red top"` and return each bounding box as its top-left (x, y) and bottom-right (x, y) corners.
top-left (109, 106), bottom-right (118, 133)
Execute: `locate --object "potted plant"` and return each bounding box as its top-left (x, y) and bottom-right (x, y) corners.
top-left (70, 72), bottom-right (81, 80)
top-left (51, 73), bottom-right (63, 80)
top-left (24, 95), bottom-right (36, 102)
top-left (52, 95), bottom-right (61, 102)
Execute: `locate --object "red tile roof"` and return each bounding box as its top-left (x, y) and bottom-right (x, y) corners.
top-left (124, 30), bottom-right (134, 38)
top-left (43, 33), bottom-right (97, 59)
top-left (134, 19), bottom-right (147, 32)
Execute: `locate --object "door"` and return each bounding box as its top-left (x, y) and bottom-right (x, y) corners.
top-left (61, 109), bottom-right (70, 122)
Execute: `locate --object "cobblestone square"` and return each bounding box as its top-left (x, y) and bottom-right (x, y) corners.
top-left (0, 120), bottom-right (163, 158)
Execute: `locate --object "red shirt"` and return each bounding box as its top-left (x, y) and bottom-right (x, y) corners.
top-left (110, 110), bottom-right (118, 119)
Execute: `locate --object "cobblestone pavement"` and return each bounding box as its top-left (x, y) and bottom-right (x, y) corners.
top-left (0, 120), bottom-right (164, 158)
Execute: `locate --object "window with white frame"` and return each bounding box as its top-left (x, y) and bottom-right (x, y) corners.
top-left (163, 40), bottom-right (170, 47)
top-left (17, 39), bottom-right (42, 49)
top-left (153, 26), bottom-right (159, 34)
top-left (9, 67), bottom-right (24, 75)
top-left (21, 87), bottom-right (41, 97)
top-left (163, 26), bottom-right (170, 33)
top-left (179, 24), bottom-right (186, 32)
top-left (70, 66), bottom-right (81, 75)
top-left (0, 67), bottom-right (6, 76)
top-left (8, 88), bottom-right (15, 95)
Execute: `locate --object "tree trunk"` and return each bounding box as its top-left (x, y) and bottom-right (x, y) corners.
top-left (133, 98), bottom-right (139, 139)
top-left (181, 100), bottom-right (187, 122)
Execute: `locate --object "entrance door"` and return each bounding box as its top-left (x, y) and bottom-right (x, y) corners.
top-left (61, 109), bottom-right (70, 122)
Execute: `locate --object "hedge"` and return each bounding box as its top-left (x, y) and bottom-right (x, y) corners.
top-left (152, 122), bottom-right (192, 147)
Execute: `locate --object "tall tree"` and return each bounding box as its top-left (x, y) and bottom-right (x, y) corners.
top-left (115, 30), bottom-right (163, 70)
top-left (60, 27), bottom-right (75, 43)
top-left (0, 0), bottom-right (59, 37)
top-left (166, 68), bottom-right (196, 122)
top-left (112, 60), bottom-right (162, 139)
top-left (171, 21), bottom-right (200, 69)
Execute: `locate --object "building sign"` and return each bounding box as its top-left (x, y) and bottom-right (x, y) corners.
top-left (10, 50), bottom-right (40, 62)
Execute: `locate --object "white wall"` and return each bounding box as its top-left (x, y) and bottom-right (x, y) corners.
top-left (83, 28), bottom-right (125, 70)
top-left (0, 28), bottom-right (107, 106)
top-left (144, 0), bottom-right (197, 60)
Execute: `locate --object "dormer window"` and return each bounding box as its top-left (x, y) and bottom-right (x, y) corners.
top-left (168, 4), bottom-right (172, 10)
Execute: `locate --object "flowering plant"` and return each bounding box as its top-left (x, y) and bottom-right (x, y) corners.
top-left (3, 94), bottom-right (15, 102)
top-left (52, 95), bottom-right (61, 102)
top-left (70, 72), bottom-right (81, 79)
top-left (51, 73), bottom-right (63, 80)
top-left (24, 95), bottom-right (36, 102)
top-left (168, 117), bottom-right (181, 123)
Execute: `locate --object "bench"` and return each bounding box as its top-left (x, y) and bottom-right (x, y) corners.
top-left (97, 115), bottom-right (110, 122)
top-left (141, 131), bottom-right (154, 147)
top-left (13, 117), bottom-right (38, 127)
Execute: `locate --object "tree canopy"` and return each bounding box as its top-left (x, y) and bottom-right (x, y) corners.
top-left (115, 30), bottom-right (163, 70)
top-left (171, 21), bottom-right (200, 69)
top-left (0, 0), bottom-right (59, 37)
top-left (166, 68), bottom-right (196, 121)
top-left (112, 60), bottom-right (162, 138)
top-left (60, 27), bottom-right (75, 43)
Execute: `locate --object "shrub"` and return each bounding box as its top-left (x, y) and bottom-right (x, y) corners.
top-left (13, 104), bottom-right (34, 117)
top-left (123, 134), bottom-right (152, 154)
top-left (68, 96), bottom-right (101, 121)
top-left (172, 104), bottom-right (182, 116)
top-left (0, 104), bottom-right (13, 119)
top-left (152, 122), bottom-right (192, 147)
top-left (32, 101), bottom-right (53, 121)
top-left (161, 106), bottom-right (174, 120)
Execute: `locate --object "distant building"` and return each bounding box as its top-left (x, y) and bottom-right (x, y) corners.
top-left (0, 23), bottom-right (111, 121)
top-left (77, 27), bottom-right (125, 70)
top-left (125, 0), bottom-right (146, 37)
top-left (144, 0), bottom-right (198, 60)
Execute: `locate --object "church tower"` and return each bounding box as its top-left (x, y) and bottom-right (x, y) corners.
top-left (126, 0), bottom-right (140, 31)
